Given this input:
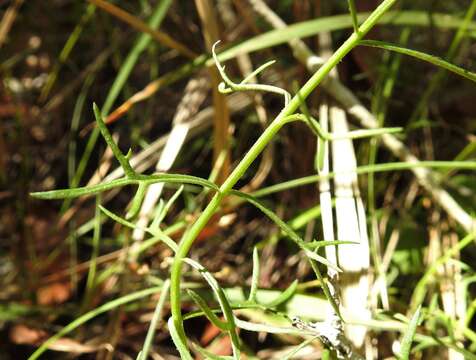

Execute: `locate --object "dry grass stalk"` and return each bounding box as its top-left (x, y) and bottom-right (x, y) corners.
top-left (195, 0), bottom-right (231, 184)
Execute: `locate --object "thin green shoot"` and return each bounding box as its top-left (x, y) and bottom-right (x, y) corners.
top-left (99, 205), bottom-right (178, 253)
top-left (126, 182), bottom-right (148, 219)
top-left (137, 280), bottom-right (170, 360)
top-left (264, 280), bottom-right (298, 308)
top-left (30, 173), bottom-right (219, 200)
top-left (248, 247), bottom-right (260, 303)
top-left (93, 103), bottom-right (136, 177)
top-left (252, 160), bottom-right (476, 197)
top-left (28, 287), bottom-right (162, 360)
top-left (283, 336), bottom-right (320, 360)
top-left (183, 258), bottom-right (241, 359)
top-left (193, 346), bottom-right (234, 360)
top-left (230, 190), bottom-right (342, 273)
top-left (82, 195), bottom-right (102, 309)
top-left (347, 0), bottom-right (359, 33)
top-left (187, 290), bottom-right (229, 330)
top-left (167, 317), bottom-right (194, 360)
top-left (410, 232), bottom-right (476, 312)
top-left (360, 40), bottom-right (476, 83)
top-left (410, 0), bottom-right (476, 122)
top-left (150, 185), bottom-right (184, 231)
top-left (397, 306), bottom-right (422, 360)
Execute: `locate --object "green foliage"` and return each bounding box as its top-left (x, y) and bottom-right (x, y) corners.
top-left (25, 0), bottom-right (476, 359)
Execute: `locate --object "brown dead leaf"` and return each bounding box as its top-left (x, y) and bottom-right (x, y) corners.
top-left (9, 324), bottom-right (102, 354)
top-left (46, 337), bottom-right (101, 353)
top-left (10, 324), bottom-right (46, 345)
top-left (36, 282), bottom-right (71, 305)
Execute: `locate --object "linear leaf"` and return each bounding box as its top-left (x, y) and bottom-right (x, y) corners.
top-left (28, 287), bottom-right (162, 360)
top-left (265, 280), bottom-right (298, 308)
top-left (398, 306), bottom-right (422, 360)
top-left (187, 290), bottom-right (229, 331)
top-left (183, 258), bottom-right (241, 359)
top-left (99, 205), bottom-right (178, 252)
top-left (360, 40), bottom-right (476, 83)
top-left (230, 190), bottom-right (341, 272)
top-left (31, 173), bottom-right (218, 200)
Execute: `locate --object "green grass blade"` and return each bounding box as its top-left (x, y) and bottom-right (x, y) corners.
top-left (398, 306), bottom-right (422, 360)
top-left (70, 0), bottom-right (172, 196)
top-left (252, 161), bottom-right (476, 197)
top-left (102, 0), bottom-right (172, 116)
top-left (360, 40), bottom-right (476, 83)
top-left (138, 280), bottom-right (170, 360)
top-left (83, 195), bottom-right (102, 307)
top-left (248, 247), bottom-right (260, 303)
top-left (283, 336), bottom-right (320, 360)
top-left (217, 11), bottom-right (476, 63)
top-left (28, 287), bottom-right (162, 360)
top-left (265, 280), bottom-right (298, 308)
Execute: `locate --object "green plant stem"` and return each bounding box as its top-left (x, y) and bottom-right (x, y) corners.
top-left (138, 280), bottom-right (170, 360)
top-left (347, 0), bottom-right (359, 33)
top-left (169, 0), bottom-right (398, 350)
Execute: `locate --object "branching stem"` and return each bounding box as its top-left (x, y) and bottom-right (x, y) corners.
top-left (169, 0), bottom-right (398, 354)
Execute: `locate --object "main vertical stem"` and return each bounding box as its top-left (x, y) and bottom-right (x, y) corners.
top-left (169, 0), bottom-right (398, 348)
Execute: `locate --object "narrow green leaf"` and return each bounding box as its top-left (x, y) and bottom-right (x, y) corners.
top-left (183, 258), bottom-right (241, 359)
top-left (307, 240), bottom-right (358, 249)
top-left (31, 177), bottom-right (138, 199)
top-left (138, 280), bottom-right (170, 360)
top-left (93, 103), bottom-right (136, 177)
top-left (99, 205), bottom-right (178, 252)
top-left (360, 40), bottom-right (476, 83)
top-left (126, 182), bottom-right (148, 219)
top-left (230, 190), bottom-right (342, 318)
top-left (265, 280), bottom-right (298, 308)
top-left (150, 185), bottom-right (184, 230)
top-left (252, 161), bottom-right (476, 197)
top-left (248, 247), bottom-right (260, 303)
top-left (31, 173), bottom-right (218, 200)
top-left (187, 290), bottom-right (229, 331)
top-left (194, 345), bottom-right (234, 360)
top-left (398, 306), bottom-right (422, 360)
top-left (230, 190), bottom-right (341, 272)
top-left (28, 287), bottom-right (162, 360)
top-left (283, 336), bottom-right (320, 360)
top-left (217, 11), bottom-right (476, 64)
